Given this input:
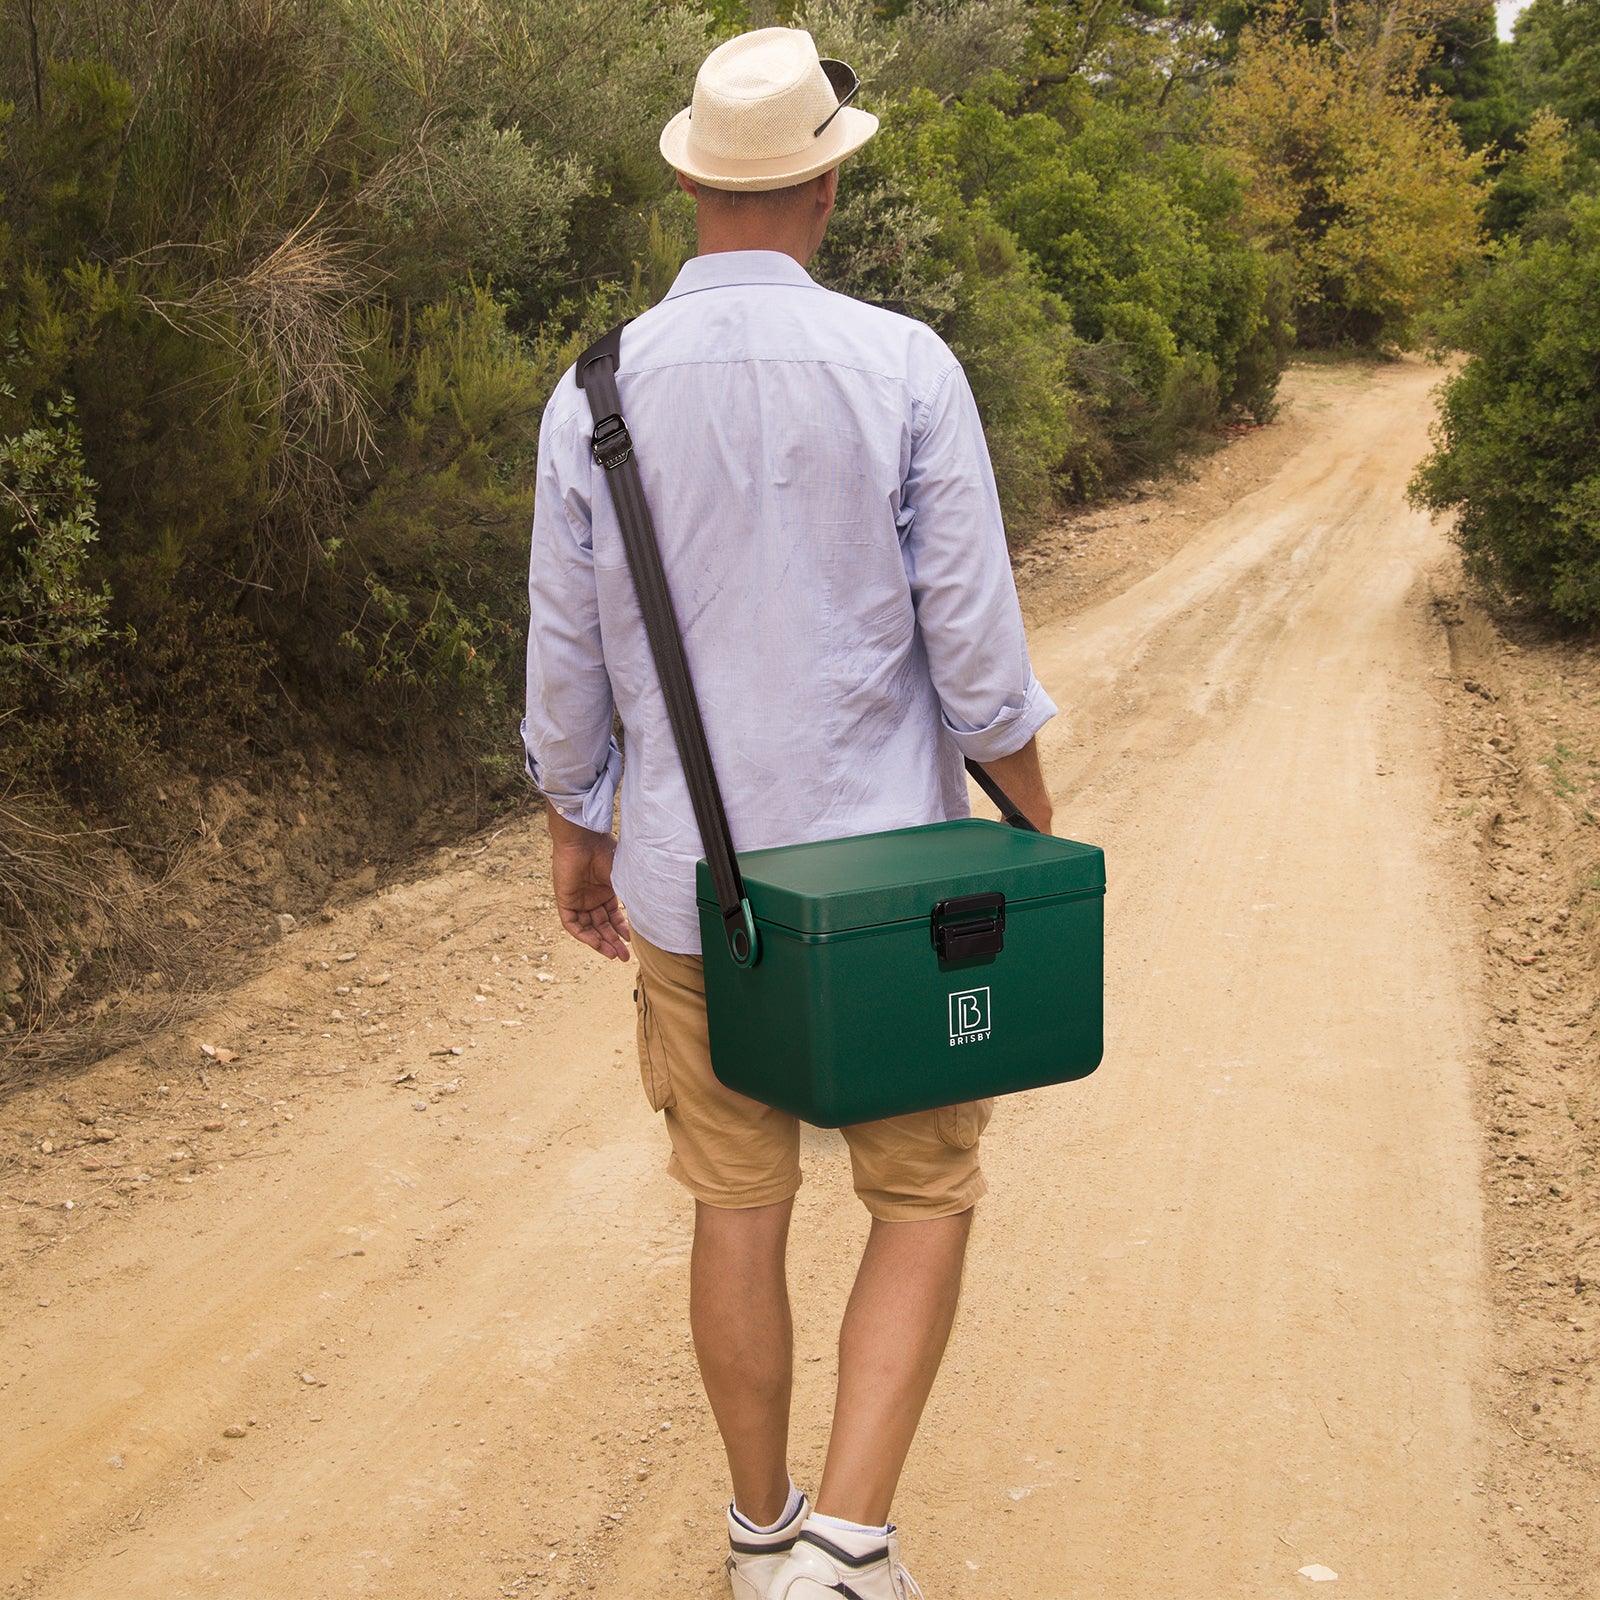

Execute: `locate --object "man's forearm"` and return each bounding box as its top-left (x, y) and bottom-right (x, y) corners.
top-left (975, 737), bottom-right (1053, 834)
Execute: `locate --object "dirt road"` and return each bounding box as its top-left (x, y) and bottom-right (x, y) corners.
top-left (2, 362), bottom-right (1499, 1599)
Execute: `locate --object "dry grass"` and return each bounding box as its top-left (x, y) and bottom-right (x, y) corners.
top-left (138, 211), bottom-right (380, 572)
top-left (0, 788), bottom-right (235, 1089)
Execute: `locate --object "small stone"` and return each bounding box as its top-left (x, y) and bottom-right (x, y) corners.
top-left (299, 1371), bottom-right (321, 1386)
top-left (276, 914), bottom-right (297, 935)
top-left (367, 973), bottom-right (391, 987)
top-left (337, 952), bottom-right (358, 963)
top-left (413, 1099), bottom-right (429, 1112)
top-left (80, 1160), bottom-right (104, 1172)
top-left (223, 1425), bottom-right (247, 1439)
top-left (203, 1121), bottom-right (225, 1133)
top-left (107, 1454), bottom-right (123, 1469)
top-left (92, 1128), bottom-right (115, 1142)
top-left (39, 1141), bottom-right (54, 1154)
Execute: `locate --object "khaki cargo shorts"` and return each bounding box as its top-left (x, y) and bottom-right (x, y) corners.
top-left (632, 933), bottom-right (992, 1221)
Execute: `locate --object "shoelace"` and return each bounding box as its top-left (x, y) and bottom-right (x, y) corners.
top-left (893, 1564), bottom-right (926, 1600)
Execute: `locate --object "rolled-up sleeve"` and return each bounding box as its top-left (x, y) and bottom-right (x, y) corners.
top-left (901, 361), bottom-right (1057, 764)
top-left (522, 391), bottom-right (623, 831)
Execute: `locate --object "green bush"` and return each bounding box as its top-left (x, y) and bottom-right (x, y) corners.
top-left (904, 87), bottom-right (1285, 447)
top-left (0, 381), bottom-right (107, 700)
top-left (1409, 194), bottom-right (1600, 624)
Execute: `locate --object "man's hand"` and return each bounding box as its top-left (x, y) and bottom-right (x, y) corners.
top-left (547, 810), bottom-right (632, 961)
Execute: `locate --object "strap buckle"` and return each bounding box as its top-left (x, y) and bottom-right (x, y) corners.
top-left (591, 413), bottom-right (633, 470)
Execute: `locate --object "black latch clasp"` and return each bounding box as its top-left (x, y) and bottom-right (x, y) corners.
top-left (591, 413), bottom-right (633, 470)
top-left (931, 891), bottom-right (1006, 962)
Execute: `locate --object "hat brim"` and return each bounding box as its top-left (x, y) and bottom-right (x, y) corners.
top-left (659, 104), bottom-right (879, 192)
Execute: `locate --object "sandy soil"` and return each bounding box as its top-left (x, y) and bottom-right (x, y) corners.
top-left (1, 360), bottom-right (1594, 1600)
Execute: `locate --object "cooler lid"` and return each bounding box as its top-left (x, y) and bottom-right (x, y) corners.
top-left (694, 818), bottom-right (1105, 937)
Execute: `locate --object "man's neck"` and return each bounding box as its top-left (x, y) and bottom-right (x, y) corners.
top-left (693, 227), bottom-right (813, 268)
top-left (685, 171), bottom-right (836, 265)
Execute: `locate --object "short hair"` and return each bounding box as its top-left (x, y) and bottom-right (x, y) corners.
top-left (695, 175), bottom-right (826, 210)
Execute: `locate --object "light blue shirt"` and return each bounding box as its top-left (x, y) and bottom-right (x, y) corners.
top-left (522, 250), bottom-right (1056, 954)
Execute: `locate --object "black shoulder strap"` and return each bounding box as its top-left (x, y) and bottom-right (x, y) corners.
top-left (573, 319), bottom-right (1039, 963)
top-left (577, 322), bottom-right (759, 968)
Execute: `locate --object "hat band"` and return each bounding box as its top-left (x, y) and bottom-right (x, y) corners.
top-left (672, 110), bottom-right (866, 180)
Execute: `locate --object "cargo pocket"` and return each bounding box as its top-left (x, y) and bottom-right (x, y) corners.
top-left (934, 1097), bottom-right (994, 1151)
top-left (634, 978), bottom-right (675, 1113)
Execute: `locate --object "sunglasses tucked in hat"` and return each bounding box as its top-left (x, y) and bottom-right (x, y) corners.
top-left (659, 27), bottom-right (878, 192)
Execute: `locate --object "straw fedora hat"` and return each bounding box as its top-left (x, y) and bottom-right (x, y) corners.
top-left (660, 28), bottom-right (878, 192)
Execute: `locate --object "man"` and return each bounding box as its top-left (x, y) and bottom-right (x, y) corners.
top-left (522, 27), bottom-right (1055, 1600)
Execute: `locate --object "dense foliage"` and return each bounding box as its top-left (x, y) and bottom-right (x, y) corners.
top-left (1412, 0), bottom-right (1600, 623)
top-left (1411, 196), bottom-right (1600, 621)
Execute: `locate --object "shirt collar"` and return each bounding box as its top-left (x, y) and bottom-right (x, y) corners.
top-left (662, 250), bottom-right (819, 301)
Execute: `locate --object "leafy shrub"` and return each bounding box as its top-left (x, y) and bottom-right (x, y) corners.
top-left (899, 86), bottom-right (1284, 447)
top-left (1409, 194), bottom-right (1600, 624)
top-left (326, 287), bottom-right (573, 766)
top-left (0, 383), bottom-right (107, 702)
top-left (1483, 107), bottom-right (1587, 239)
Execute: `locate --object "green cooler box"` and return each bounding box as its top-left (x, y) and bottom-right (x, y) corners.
top-left (695, 818), bottom-right (1105, 1127)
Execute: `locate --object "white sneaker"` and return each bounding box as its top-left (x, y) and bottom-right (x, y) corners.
top-left (767, 1520), bottom-right (925, 1600)
top-left (725, 1492), bottom-right (812, 1600)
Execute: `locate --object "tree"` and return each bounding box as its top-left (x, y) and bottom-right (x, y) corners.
top-left (1211, 1), bottom-right (1484, 345)
top-left (1508, 0), bottom-right (1600, 154)
top-left (1420, 0), bottom-right (1520, 153)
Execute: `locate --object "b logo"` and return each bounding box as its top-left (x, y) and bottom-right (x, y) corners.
top-left (948, 987), bottom-right (991, 1046)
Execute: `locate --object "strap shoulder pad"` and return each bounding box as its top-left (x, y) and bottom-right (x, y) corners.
top-left (575, 319), bottom-right (631, 390)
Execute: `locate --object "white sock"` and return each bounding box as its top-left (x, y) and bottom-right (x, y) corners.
top-left (806, 1509), bottom-right (891, 1541)
top-left (731, 1480), bottom-right (804, 1535)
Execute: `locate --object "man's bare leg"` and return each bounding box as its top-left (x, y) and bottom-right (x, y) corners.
top-left (815, 1209), bottom-right (973, 1526)
top-left (691, 1196), bottom-right (796, 1527)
